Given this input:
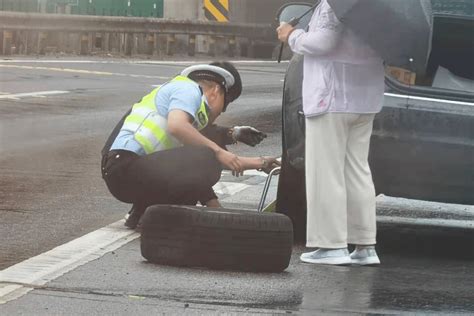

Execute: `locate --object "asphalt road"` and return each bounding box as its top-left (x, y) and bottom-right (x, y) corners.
top-left (0, 58), bottom-right (285, 271)
top-left (1, 58), bottom-right (473, 314)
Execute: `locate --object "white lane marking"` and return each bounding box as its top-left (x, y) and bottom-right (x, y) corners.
top-left (0, 90), bottom-right (69, 100)
top-left (213, 182), bottom-right (251, 195)
top-left (0, 60), bottom-right (124, 64)
top-left (0, 221), bottom-right (139, 304)
top-left (0, 64), bottom-right (168, 79)
top-left (0, 284), bottom-right (24, 298)
top-left (221, 169), bottom-right (268, 177)
top-left (0, 172), bottom-right (267, 304)
top-left (384, 92), bottom-right (474, 106)
top-left (0, 285), bottom-right (31, 305)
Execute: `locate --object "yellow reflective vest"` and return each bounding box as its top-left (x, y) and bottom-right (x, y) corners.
top-left (121, 76), bottom-right (210, 155)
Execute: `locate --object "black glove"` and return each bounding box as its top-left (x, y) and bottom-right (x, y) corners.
top-left (231, 126), bottom-right (267, 147)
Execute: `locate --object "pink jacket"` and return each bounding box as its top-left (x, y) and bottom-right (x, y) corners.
top-left (288, 0), bottom-right (385, 117)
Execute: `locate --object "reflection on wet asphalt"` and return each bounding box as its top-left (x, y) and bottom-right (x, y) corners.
top-left (296, 253), bottom-right (474, 314)
top-left (34, 241), bottom-right (473, 314)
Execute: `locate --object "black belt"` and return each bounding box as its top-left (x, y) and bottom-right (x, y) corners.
top-left (102, 150), bottom-right (138, 175)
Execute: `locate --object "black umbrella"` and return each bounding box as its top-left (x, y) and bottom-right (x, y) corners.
top-left (327, 0), bottom-right (433, 74)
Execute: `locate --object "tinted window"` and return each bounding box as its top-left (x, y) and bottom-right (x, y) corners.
top-left (387, 15), bottom-right (474, 94)
top-left (278, 4), bottom-right (314, 30)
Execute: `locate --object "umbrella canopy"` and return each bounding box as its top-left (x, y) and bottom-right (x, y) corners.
top-left (327, 0), bottom-right (433, 74)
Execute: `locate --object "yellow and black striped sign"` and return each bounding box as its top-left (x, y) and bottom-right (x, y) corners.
top-left (204, 0), bottom-right (229, 23)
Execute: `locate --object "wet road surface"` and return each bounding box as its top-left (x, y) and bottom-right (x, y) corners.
top-left (0, 58), bottom-right (473, 314)
top-left (1, 241), bottom-right (473, 314)
top-left (0, 58), bottom-right (284, 270)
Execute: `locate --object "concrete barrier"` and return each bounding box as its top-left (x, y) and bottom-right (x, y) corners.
top-left (0, 11), bottom-right (275, 57)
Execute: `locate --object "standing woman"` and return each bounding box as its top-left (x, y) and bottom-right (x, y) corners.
top-left (277, 0), bottom-right (384, 265)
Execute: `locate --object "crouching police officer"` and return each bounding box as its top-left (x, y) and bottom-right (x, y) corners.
top-left (101, 61), bottom-right (280, 229)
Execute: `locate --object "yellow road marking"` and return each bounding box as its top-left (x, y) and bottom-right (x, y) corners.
top-left (0, 64), bottom-right (167, 80)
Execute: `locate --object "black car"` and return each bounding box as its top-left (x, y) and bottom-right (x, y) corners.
top-left (275, 0), bottom-right (474, 241)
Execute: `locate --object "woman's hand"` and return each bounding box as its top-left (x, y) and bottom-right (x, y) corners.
top-left (226, 155), bottom-right (281, 177)
top-left (277, 22), bottom-right (296, 44)
top-left (259, 156), bottom-right (281, 174)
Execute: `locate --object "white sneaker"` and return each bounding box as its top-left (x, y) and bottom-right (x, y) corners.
top-left (350, 246), bottom-right (381, 265)
top-left (300, 248), bottom-right (351, 265)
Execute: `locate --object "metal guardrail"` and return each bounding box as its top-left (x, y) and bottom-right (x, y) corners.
top-left (0, 11), bottom-right (275, 57)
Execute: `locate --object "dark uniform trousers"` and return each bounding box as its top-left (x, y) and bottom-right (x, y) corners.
top-left (102, 145), bottom-right (222, 210)
top-left (101, 108), bottom-right (232, 211)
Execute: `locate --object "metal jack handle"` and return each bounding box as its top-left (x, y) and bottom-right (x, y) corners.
top-left (257, 167), bottom-right (281, 212)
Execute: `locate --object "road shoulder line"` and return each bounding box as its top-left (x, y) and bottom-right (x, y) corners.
top-left (0, 221), bottom-right (138, 304)
top-left (0, 178), bottom-right (269, 305)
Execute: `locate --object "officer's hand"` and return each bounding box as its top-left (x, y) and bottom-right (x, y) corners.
top-left (216, 149), bottom-right (243, 174)
top-left (259, 156), bottom-right (281, 174)
top-left (232, 126), bottom-right (267, 147)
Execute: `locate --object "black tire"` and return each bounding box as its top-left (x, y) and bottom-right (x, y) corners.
top-left (140, 205), bottom-right (293, 272)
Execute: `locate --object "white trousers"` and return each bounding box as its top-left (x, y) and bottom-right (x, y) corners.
top-left (305, 113), bottom-right (377, 248)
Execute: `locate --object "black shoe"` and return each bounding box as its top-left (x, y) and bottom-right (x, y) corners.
top-left (124, 206), bottom-right (145, 229)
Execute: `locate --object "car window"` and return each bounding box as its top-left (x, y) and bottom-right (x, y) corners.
top-left (386, 13), bottom-right (474, 95)
top-left (277, 3), bottom-right (314, 30)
